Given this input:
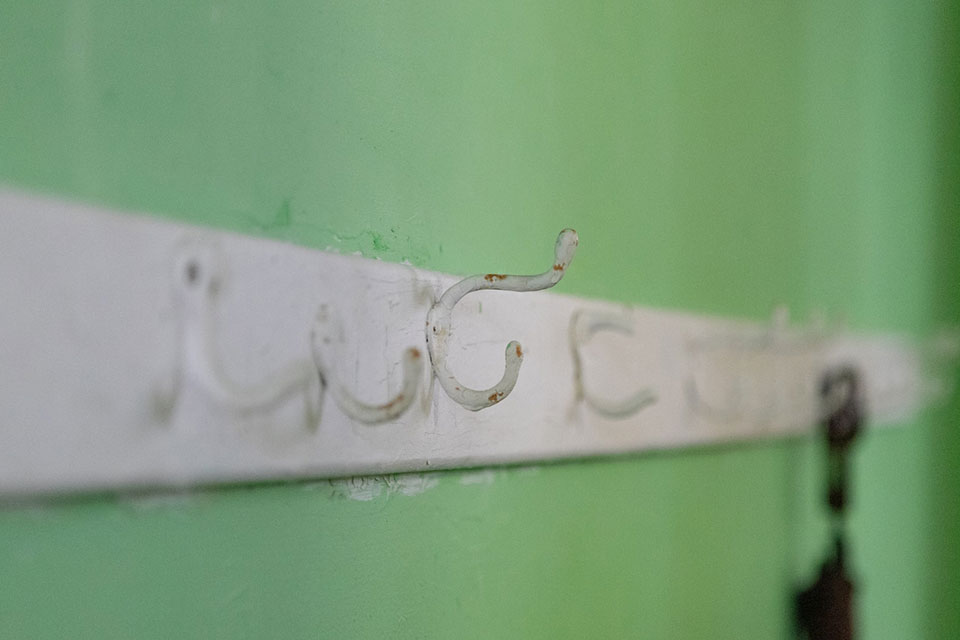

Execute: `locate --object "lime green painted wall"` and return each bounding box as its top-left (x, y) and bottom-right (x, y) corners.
top-left (1, 1), bottom-right (957, 637)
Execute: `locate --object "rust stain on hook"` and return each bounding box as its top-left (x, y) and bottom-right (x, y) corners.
top-left (377, 394), bottom-right (405, 411)
top-left (553, 264), bottom-right (565, 271)
top-left (484, 273), bottom-right (507, 282)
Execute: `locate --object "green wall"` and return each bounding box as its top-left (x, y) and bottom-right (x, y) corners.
top-left (1, 1), bottom-right (957, 637)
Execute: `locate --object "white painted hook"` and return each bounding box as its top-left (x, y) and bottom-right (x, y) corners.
top-left (426, 228), bottom-right (579, 411)
top-left (569, 310), bottom-right (657, 419)
top-left (684, 308), bottom-right (782, 424)
top-left (685, 307), bottom-right (836, 424)
top-left (310, 305), bottom-right (423, 424)
top-left (168, 244), bottom-right (318, 414)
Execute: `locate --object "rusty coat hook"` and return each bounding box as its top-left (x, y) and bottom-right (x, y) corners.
top-left (425, 229), bottom-right (579, 411)
top-left (311, 305), bottom-right (423, 424)
top-left (569, 310), bottom-right (657, 418)
top-left (166, 244), bottom-right (318, 416)
top-left (795, 367), bottom-right (862, 640)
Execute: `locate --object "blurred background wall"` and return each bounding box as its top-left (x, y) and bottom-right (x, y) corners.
top-left (1, 2), bottom-right (958, 637)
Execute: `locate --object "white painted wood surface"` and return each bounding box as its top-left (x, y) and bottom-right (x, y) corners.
top-left (0, 190), bottom-right (941, 495)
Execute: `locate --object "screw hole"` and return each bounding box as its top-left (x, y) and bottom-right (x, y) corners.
top-left (185, 261), bottom-right (200, 285)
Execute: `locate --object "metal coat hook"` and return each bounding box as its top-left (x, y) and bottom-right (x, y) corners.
top-left (163, 244), bottom-right (318, 417)
top-left (425, 228), bottom-right (579, 411)
top-left (685, 306), bottom-right (828, 424)
top-left (310, 305), bottom-right (423, 424)
top-left (569, 309), bottom-right (657, 418)
top-left (795, 366), bottom-right (862, 640)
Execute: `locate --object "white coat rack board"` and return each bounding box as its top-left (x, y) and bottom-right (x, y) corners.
top-left (0, 190), bottom-right (948, 496)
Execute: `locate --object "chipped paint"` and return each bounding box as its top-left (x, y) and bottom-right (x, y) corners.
top-left (391, 473), bottom-right (440, 496)
top-left (326, 476), bottom-right (384, 501)
top-left (325, 473), bottom-right (440, 501)
top-left (317, 465), bottom-right (546, 501)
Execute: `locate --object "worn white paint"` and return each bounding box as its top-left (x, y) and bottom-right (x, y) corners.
top-left (0, 189), bottom-right (947, 496)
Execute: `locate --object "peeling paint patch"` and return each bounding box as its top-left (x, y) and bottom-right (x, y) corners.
top-left (323, 473), bottom-right (439, 501)
top-left (325, 476), bottom-right (384, 501)
top-left (390, 473), bottom-right (439, 496)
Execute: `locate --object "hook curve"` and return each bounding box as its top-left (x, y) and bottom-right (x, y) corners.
top-left (425, 228), bottom-right (579, 411)
top-left (569, 309), bottom-right (657, 419)
top-left (311, 305), bottom-right (423, 424)
top-left (168, 244), bottom-right (317, 414)
top-left (684, 312), bottom-right (783, 424)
